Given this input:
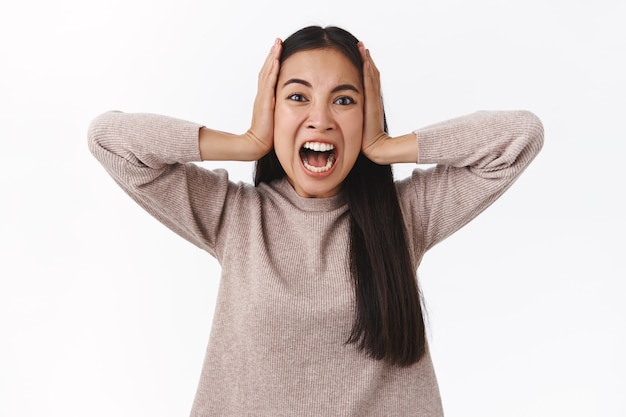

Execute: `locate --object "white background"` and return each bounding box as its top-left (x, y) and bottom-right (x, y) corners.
top-left (1, 0), bottom-right (624, 416)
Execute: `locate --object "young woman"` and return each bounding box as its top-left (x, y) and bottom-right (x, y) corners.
top-left (89, 26), bottom-right (543, 416)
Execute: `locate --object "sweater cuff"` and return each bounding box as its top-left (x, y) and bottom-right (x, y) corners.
top-left (413, 127), bottom-right (446, 165)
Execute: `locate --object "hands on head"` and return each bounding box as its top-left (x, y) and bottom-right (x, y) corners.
top-left (357, 42), bottom-right (392, 163)
top-left (247, 38), bottom-right (390, 163)
top-left (245, 38), bottom-right (283, 159)
top-left (199, 30), bottom-right (416, 173)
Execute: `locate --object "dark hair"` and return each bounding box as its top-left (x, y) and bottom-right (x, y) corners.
top-left (254, 26), bottom-right (426, 366)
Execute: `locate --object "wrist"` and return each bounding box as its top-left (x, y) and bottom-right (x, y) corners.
top-left (199, 128), bottom-right (269, 162)
top-left (242, 130), bottom-right (273, 161)
top-left (363, 133), bottom-right (419, 165)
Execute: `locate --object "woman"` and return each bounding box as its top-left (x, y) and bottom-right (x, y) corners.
top-left (89, 26), bottom-right (543, 416)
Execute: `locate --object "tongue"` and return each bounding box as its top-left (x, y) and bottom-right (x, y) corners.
top-left (305, 150), bottom-right (329, 167)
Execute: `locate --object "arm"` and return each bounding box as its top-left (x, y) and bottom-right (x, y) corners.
top-left (358, 42), bottom-right (418, 165)
top-left (87, 39), bottom-right (283, 256)
top-left (198, 38), bottom-right (282, 162)
top-left (398, 110), bottom-right (544, 256)
top-left (357, 43), bottom-right (544, 257)
top-left (87, 111), bottom-right (229, 255)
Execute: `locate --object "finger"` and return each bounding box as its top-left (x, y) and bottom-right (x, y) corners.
top-left (251, 40), bottom-right (282, 134)
top-left (365, 48), bottom-right (380, 76)
top-left (358, 43), bottom-right (380, 97)
top-left (358, 43), bottom-right (378, 72)
top-left (259, 38), bottom-right (282, 83)
top-left (358, 43), bottom-right (385, 142)
top-left (267, 38), bottom-right (282, 67)
top-left (264, 39), bottom-right (281, 67)
top-left (359, 45), bottom-right (382, 108)
top-left (268, 38), bottom-right (282, 80)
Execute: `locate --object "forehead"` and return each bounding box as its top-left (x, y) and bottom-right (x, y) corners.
top-left (278, 48), bottom-right (361, 87)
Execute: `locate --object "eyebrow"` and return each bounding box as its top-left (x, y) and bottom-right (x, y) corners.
top-left (282, 78), bottom-right (361, 94)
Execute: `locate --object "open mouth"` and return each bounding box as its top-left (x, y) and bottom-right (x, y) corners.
top-left (299, 142), bottom-right (337, 173)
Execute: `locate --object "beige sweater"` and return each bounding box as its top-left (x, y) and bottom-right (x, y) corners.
top-left (88, 110), bottom-right (543, 416)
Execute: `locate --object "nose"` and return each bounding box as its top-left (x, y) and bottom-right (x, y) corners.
top-left (306, 101), bottom-right (336, 131)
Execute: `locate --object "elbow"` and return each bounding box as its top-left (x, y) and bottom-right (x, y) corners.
top-left (87, 111), bottom-right (122, 157)
top-left (520, 110), bottom-right (545, 155)
top-left (87, 113), bottom-right (105, 156)
top-left (488, 110), bottom-right (545, 176)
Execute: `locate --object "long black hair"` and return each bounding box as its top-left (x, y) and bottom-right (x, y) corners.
top-left (254, 26), bottom-right (426, 366)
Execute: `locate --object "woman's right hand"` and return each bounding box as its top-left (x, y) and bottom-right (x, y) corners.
top-left (199, 39), bottom-right (282, 162)
top-left (244, 38), bottom-right (282, 158)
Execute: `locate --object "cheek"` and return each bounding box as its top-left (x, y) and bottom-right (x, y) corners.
top-left (342, 131), bottom-right (363, 170)
top-left (274, 105), bottom-right (300, 137)
top-left (343, 116), bottom-right (364, 149)
top-left (272, 120), bottom-right (297, 172)
top-left (273, 109), bottom-right (292, 151)
top-left (273, 134), bottom-right (292, 167)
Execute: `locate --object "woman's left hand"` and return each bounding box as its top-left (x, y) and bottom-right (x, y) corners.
top-left (358, 43), bottom-right (420, 165)
top-left (359, 42), bottom-right (390, 163)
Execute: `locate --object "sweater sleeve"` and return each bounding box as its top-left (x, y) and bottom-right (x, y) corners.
top-left (396, 110), bottom-right (544, 261)
top-left (87, 111), bottom-right (233, 257)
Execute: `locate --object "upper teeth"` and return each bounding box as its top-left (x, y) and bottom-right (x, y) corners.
top-left (303, 142), bottom-right (335, 152)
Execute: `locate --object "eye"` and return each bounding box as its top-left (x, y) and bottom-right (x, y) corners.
top-left (333, 96), bottom-right (355, 105)
top-left (288, 93), bottom-right (308, 102)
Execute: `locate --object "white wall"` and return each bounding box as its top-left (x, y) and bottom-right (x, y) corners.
top-left (1, 0), bottom-right (624, 416)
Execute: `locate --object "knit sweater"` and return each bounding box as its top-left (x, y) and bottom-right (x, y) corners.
top-left (88, 110), bottom-right (543, 416)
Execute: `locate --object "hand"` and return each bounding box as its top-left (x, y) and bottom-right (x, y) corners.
top-left (244, 38), bottom-right (282, 158)
top-left (358, 42), bottom-right (391, 163)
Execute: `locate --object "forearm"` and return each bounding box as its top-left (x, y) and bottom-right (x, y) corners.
top-left (398, 110), bottom-right (544, 252)
top-left (88, 111), bottom-right (232, 254)
top-left (415, 110), bottom-right (544, 170)
top-left (363, 133), bottom-right (419, 165)
top-left (88, 112), bottom-right (201, 178)
top-left (198, 128), bottom-right (270, 162)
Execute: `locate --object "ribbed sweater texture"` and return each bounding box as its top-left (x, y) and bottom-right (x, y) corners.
top-left (88, 110), bottom-right (544, 416)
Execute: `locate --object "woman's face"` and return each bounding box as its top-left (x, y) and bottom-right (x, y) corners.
top-left (274, 48), bottom-right (363, 198)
